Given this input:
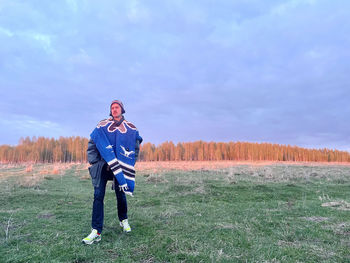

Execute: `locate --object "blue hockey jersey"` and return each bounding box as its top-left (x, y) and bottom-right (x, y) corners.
top-left (90, 117), bottom-right (142, 196)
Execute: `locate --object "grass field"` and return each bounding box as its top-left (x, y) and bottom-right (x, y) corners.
top-left (0, 162), bottom-right (349, 262)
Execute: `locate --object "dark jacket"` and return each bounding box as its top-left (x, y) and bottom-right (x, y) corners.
top-left (87, 139), bottom-right (141, 187)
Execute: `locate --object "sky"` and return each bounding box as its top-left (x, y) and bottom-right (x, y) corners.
top-left (0, 0), bottom-right (349, 151)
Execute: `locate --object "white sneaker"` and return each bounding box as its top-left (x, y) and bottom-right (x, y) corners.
top-left (82, 229), bottom-right (101, 244)
top-left (120, 219), bottom-right (131, 232)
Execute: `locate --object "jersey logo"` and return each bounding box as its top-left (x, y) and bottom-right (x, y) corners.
top-left (120, 145), bottom-right (134, 158)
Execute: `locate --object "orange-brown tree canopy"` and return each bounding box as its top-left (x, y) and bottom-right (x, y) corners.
top-left (0, 137), bottom-right (349, 163)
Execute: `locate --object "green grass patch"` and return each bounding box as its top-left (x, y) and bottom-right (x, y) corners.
top-left (0, 164), bottom-right (349, 262)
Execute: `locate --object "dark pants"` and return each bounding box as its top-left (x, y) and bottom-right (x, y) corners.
top-left (91, 166), bottom-right (127, 233)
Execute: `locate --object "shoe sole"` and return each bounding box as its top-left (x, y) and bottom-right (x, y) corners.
top-left (120, 226), bottom-right (131, 233)
top-left (82, 237), bottom-right (101, 245)
top-left (120, 222), bottom-right (131, 233)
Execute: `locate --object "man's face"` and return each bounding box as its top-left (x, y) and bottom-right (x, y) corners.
top-left (111, 103), bottom-right (122, 119)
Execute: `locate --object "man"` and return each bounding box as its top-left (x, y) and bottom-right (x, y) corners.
top-left (82, 100), bottom-right (142, 245)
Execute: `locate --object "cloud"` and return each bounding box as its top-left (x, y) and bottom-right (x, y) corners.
top-left (68, 48), bottom-right (92, 65)
top-left (0, 26), bottom-right (13, 37)
top-left (125, 0), bottom-right (150, 23)
top-left (271, 0), bottom-right (317, 15)
top-left (0, 114), bottom-right (69, 145)
top-left (65, 0), bottom-right (78, 13)
top-left (29, 32), bottom-right (54, 53)
top-left (0, 0), bottom-right (349, 151)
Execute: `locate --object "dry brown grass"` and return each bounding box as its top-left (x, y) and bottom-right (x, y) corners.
top-left (136, 160), bottom-right (249, 172)
top-left (37, 164), bottom-right (69, 176)
top-left (1, 161), bottom-right (350, 186)
top-left (0, 164), bottom-right (27, 182)
top-left (25, 164), bottom-right (33, 173)
top-left (74, 163), bottom-right (90, 179)
top-left (145, 173), bottom-right (168, 183)
top-left (321, 201), bottom-right (350, 211)
top-left (135, 160), bottom-right (350, 173)
top-left (302, 217), bottom-right (329, 222)
top-left (0, 163), bottom-right (77, 187)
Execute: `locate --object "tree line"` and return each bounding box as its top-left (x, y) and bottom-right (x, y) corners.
top-left (0, 136), bottom-right (89, 163)
top-left (0, 136), bottom-right (349, 163)
top-left (140, 141), bottom-right (350, 162)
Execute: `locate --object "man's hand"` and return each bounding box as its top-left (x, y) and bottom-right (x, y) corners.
top-left (119, 184), bottom-right (133, 196)
top-left (119, 184), bottom-right (128, 192)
